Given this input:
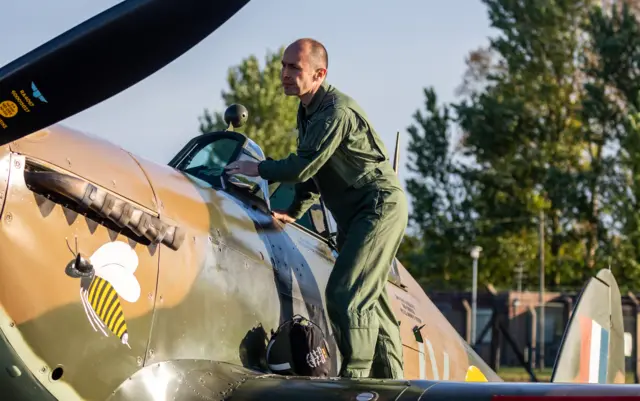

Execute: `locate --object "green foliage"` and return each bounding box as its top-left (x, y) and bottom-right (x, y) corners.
top-left (403, 0), bottom-right (640, 293)
top-left (469, 0), bottom-right (594, 288)
top-left (582, 2), bottom-right (640, 290)
top-left (402, 87), bottom-right (475, 290)
top-left (199, 47), bottom-right (299, 159)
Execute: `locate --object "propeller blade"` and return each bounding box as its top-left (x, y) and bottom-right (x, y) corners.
top-left (0, 0), bottom-right (251, 145)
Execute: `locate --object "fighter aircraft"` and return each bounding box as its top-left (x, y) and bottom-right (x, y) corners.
top-left (0, 0), bottom-right (639, 400)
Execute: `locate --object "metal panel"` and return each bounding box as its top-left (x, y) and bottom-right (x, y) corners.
top-left (0, 154), bottom-right (159, 400)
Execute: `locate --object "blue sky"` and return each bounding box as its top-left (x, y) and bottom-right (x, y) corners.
top-left (1, 0), bottom-right (495, 207)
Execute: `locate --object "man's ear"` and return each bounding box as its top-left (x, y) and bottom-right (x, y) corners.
top-left (315, 68), bottom-right (327, 80)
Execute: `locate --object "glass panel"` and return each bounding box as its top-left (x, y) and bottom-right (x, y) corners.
top-left (476, 308), bottom-right (493, 344)
top-left (182, 138), bottom-right (240, 185)
top-left (186, 138), bottom-right (238, 173)
top-left (225, 150), bottom-right (267, 201)
top-left (269, 182), bottom-right (320, 233)
top-left (534, 303), bottom-right (564, 345)
top-left (270, 183), bottom-right (296, 211)
top-left (180, 136), bottom-right (270, 203)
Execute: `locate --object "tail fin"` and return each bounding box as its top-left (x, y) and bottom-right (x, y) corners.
top-left (550, 269), bottom-right (625, 384)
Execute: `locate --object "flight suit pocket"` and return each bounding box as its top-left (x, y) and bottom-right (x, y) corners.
top-left (351, 168), bottom-right (387, 218)
top-left (352, 167), bottom-right (382, 190)
top-left (374, 185), bottom-right (404, 219)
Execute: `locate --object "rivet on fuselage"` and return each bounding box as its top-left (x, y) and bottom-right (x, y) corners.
top-left (4, 213), bottom-right (12, 223)
top-left (13, 160), bottom-right (20, 169)
top-left (6, 366), bottom-right (21, 378)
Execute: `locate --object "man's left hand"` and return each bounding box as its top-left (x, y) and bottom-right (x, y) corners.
top-left (224, 160), bottom-right (260, 177)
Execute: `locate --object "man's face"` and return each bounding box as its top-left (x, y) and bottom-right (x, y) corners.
top-left (280, 44), bottom-right (323, 97)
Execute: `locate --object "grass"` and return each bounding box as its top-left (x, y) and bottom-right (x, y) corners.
top-left (498, 366), bottom-right (552, 382)
top-left (497, 366), bottom-right (637, 383)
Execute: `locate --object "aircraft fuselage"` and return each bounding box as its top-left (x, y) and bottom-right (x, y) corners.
top-left (0, 126), bottom-right (496, 400)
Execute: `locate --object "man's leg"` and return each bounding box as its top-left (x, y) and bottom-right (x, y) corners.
top-left (370, 187), bottom-right (407, 379)
top-left (325, 186), bottom-right (408, 378)
top-left (370, 289), bottom-right (404, 379)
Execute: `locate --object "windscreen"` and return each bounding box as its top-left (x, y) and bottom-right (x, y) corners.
top-left (179, 135), bottom-right (270, 205)
top-left (183, 137), bottom-right (239, 180)
top-left (228, 150), bottom-right (270, 202)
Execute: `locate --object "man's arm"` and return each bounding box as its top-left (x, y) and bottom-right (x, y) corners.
top-left (287, 179), bottom-right (320, 219)
top-left (258, 107), bottom-right (350, 183)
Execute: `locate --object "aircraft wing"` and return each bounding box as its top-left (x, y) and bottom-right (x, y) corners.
top-left (0, 0), bottom-right (250, 145)
top-left (226, 378), bottom-right (640, 400)
top-left (105, 359), bottom-right (640, 401)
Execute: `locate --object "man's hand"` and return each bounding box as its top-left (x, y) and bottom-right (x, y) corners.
top-left (272, 209), bottom-right (296, 224)
top-left (224, 160), bottom-right (260, 177)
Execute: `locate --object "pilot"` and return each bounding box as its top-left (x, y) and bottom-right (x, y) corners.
top-left (224, 38), bottom-right (408, 380)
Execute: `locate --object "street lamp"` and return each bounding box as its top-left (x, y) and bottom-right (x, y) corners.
top-left (470, 246), bottom-right (482, 346)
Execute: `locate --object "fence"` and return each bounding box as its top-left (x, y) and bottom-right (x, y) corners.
top-left (429, 288), bottom-right (639, 381)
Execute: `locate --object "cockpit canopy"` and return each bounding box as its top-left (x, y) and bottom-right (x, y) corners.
top-left (168, 105), bottom-right (270, 208)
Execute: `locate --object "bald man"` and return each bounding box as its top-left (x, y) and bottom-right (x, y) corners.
top-left (225, 38), bottom-right (408, 379)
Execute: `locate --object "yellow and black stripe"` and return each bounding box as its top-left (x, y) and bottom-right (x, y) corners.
top-left (87, 276), bottom-right (129, 341)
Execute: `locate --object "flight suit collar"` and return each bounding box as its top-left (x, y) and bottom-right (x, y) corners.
top-left (302, 80), bottom-right (330, 117)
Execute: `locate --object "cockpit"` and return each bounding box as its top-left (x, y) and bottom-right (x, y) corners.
top-left (168, 104), bottom-right (272, 205)
top-left (167, 103), bottom-right (403, 287)
top-left (170, 130), bottom-right (271, 204)
top-left (167, 104), bottom-right (331, 238)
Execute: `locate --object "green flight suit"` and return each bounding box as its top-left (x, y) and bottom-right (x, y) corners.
top-left (258, 80), bottom-right (408, 379)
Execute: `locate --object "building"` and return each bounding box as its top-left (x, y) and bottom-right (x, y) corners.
top-left (428, 288), bottom-right (638, 380)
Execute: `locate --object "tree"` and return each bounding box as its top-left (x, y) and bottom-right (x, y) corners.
top-left (405, 0), bottom-right (606, 291)
top-left (199, 47), bottom-right (299, 159)
top-left (455, 45), bottom-right (504, 97)
top-left (403, 0), bottom-right (640, 293)
top-left (580, 1), bottom-right (640, 291)
top-left (403, 87), bottom-right (475, 290)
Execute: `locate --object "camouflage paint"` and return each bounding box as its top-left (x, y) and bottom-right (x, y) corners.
top-left (0, 124), bottom-right (629, 401)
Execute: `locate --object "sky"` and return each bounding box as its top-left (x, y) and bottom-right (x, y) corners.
top-left (0, 0), bottom-right (496, 210)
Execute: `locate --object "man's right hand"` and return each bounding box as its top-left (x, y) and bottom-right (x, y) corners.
top-left (272, 209), bottom-right (296, 224)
